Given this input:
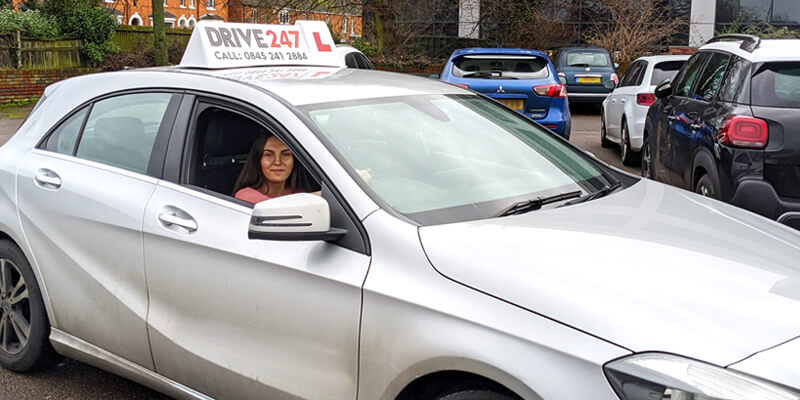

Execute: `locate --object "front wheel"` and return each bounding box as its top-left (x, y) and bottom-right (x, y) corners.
top-left (0, 240), bottom-right (58, 372)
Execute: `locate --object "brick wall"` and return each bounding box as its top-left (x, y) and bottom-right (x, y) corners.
top-left (0, 68), bottom-right (97, 105)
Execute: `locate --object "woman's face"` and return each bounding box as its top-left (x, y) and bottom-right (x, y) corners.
top-left (261, 136), bottom-right (294, 184)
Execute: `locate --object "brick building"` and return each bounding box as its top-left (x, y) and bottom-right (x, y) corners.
top-left (11, 0), bottom-right (362, 42)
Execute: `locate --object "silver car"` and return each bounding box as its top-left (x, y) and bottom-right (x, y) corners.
top-left (0, 21), bottom-right (799, 400)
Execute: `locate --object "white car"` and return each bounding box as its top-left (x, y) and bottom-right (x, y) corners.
top-left (601, 55), bottom-right (689, 165)
top-left (0, 21), bottom-right (799, 400)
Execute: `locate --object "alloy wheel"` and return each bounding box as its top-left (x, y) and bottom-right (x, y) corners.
top-left (641, 142), bottom-right (652, 178)
top-left (621, 124), bottom-right (629, 162)
top-left (0, 258), bottom-right (31, 355)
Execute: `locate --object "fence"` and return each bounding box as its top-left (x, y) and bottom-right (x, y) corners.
top-left (0, 34), bottom-right (84, 69)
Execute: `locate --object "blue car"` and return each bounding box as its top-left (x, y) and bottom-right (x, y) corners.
top-left (440, 48), bottom-right (571, 139)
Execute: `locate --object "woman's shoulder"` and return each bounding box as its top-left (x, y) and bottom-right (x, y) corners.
top-left (235, 187), bottom-right (271, 204)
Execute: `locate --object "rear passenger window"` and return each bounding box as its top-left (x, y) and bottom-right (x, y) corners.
top-left (717, 57), bottom-right (751, 104)
top-left (75, 93), bottom-right (176, 174)
top-left (43, 107), bottom-right (88, 155)
top-left (752, 62), bottom-right (800, 108)
top-left (695, 53), bottom-right (730, 102)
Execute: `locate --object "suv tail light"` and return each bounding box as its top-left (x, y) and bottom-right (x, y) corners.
top-left (720, 115), bottom-right (768, 149)
top-left (636, 93), bottom-right (656, 106)
top-left (534, 84), bottom-right (567, 98)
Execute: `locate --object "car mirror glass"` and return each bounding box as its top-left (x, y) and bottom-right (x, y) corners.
top-left (603, 80), bottom-right (616, 89)
top-left (248, 193), bottom-right (346, 242)
top-left (614, 62), bottom-right (619, 69)
top-left (559, 76), bottom-right (567, 84)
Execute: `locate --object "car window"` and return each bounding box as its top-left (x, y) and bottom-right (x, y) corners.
top-left (344, 53), bottom-right (359, 69)
top-left (183, 104), bottom-right (320, 202)
top-left (565, 51), bottom-right (611, 67)
top-left (354, 53), bottom-right (374, 70)
top-left (632, 61), bottom-right (647, 86)
top-left (619, 62), bottom-right (643, 87)
top-left (42, 107), bottom-right (88, 155)
top-left (717, 57), bottom-right (751, 104)
top-left (752, 62), bottom-right (800, 108)
top-left (673, 53), bottom-right (708, 98)
top-left (452, 55), bottom-right (550, 80)
top-left (650, 60), bottom-right (686, 85)
top-left (75, 93), bottom-right (176, 175)
top-left (303, 94), bottom-right (608, 225)
top-left (694, 53), bottom-right (731, 102)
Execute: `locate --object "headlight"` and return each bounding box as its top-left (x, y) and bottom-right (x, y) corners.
top-left (604, 353), bottom-right (800, 400)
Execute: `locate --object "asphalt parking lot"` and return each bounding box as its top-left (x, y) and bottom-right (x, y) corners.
top-left (0, 102), bottom-right (635, 399)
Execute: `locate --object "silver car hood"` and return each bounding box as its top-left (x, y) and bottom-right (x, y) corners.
top-left (418, 179), bottom-right (800, 366)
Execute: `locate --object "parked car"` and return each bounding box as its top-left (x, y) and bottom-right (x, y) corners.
top-left (439, 48), bottom-right (571, 139)
top-left (336, 44), bottom-right (374, 69)
top-left (601, 55), bottom-right (689, 165)
top-left (645, 34), bottom-right (800, 230)
top-left (554, 47), bottom-right (618, 104)
top-left (2, 22), bottom-right (800, 400)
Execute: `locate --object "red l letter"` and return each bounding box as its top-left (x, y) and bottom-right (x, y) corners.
top-left (313, 32), bottom-right (332, 52)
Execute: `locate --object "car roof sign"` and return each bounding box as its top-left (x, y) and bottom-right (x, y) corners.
top-left (179, 20), bottom-right (343, 69)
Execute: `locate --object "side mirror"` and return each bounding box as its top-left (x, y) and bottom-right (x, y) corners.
top-left (428, 73), bottom-right (441, 79)
top-left (603, 80), bottom-right (616, 89)
top-left (614, 62), bottom-right (619, 69)
top-left (248, 193), bottom-right (346, 242)
top-left (654, 79), bottom-right (673, 99)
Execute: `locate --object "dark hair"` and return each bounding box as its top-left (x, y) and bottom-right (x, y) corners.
top-left (232, 134), bottom-right (310, 196)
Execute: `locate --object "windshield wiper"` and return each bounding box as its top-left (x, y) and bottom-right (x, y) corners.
top-left (562, 182), bottom-right (622, 207)
top-left (496, 190), bottom-right (582, 217)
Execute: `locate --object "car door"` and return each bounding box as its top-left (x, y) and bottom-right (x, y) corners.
top-left (669, 52), bottom-right (731, 189)
top-left (15, 91), bottom-right (182, 369)
top-left (142, 97), bottom-right (370, 400)
top-left (608, 61), bottom-right (645, 140)
top-left (656, 52), bottom-right (709, 185)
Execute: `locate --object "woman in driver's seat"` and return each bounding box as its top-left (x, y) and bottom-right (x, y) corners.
top-left (233, 134), bottom-right (312, 204)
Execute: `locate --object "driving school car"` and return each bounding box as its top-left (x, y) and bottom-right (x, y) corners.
top-left (0, 20), bottom-right (799, 400)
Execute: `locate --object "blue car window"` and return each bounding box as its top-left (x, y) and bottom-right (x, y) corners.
top-left (452, 55), bottom-right (550, 80)
top-left (566, 52), bottom-right (611, 67)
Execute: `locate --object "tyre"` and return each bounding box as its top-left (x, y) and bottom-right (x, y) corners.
top-left (620, 120), bottom-right (641, 166)
top-left (600, 108), bottom-right (613, 148)
top-left (0, 240), bottom-right (58, 372)
top-left (437, 390), bottom-right (519, 400)
top-left (695, 173), bottom-right (720, 199)
top-left (641, 135), bottom-right (654, 179)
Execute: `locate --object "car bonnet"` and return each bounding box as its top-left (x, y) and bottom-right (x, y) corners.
top-left (418, 179), bottom-right (800, 366)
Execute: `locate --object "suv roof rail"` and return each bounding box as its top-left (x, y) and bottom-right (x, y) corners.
top-left (705, 34), bottom-right (761, 52)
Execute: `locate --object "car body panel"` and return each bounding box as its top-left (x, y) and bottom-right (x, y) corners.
top-left (419, 179), bottom-right (800, 367)
top-left (357, 210), bottom-right (628, 400)
top-left (439, 48), bottom-right (571, 138)
top-left (730, 335), bottom-right (800, 388)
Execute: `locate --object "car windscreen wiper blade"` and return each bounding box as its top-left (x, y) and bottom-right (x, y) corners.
top-left (496, 190), bottom-right (582, 217)
top-left (562, 182), bottom-right (622, 207)
top-left (463, 71), bottom-right (501, 78)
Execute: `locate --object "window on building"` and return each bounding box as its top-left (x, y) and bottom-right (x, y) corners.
top-left (342, 16), bottom-right (348, 34)
top-left (279, 9), bottom-right (289, 24)
top-left (180, 0), bottom-right (185, 7)
top-left (325, 15), bottom-right (330, 25)
top-left (251, 8), bottom-right (258, 22)
top-left (301, 13), bottom-right (306, 20)
top-left (207, 0), bottom-right (214, 9)
top-left (189, 0), bottom-right (194, 7)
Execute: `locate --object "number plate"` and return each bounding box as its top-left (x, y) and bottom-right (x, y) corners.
top-left (577, 76), bottom-right (602, 84)
top-left (498, 99), bottom-right (524, 110)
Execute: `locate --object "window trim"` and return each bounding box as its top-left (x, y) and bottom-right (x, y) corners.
top-left (36, 89), bottom-right (184, 179)
top-left (164, 91), bottom-right (371, 255)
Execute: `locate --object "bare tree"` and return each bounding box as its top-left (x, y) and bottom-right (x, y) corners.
top-left (478, 0), bottom-right (575, 50)
top-left (581, 0), bottom-right (684, 70)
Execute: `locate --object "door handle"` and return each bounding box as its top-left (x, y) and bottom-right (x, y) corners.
top-left (34, 170), bottom-right (62, 189)
top-left (158, 212), bottom-right (198, 233)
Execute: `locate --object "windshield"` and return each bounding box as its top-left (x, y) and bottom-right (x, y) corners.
top-left (752, 62), bottom-right (800, 108)
top-left (302, 95), bottom-right (607, 225)
top-left (566, 52), bottom-right (612, 67)
top-left (452, 55), bottom-right (550, 80)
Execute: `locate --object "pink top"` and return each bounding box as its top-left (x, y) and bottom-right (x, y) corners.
top-left (235, 187), bottom-right (276, 204)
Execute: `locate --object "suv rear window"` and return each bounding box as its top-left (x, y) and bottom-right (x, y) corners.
top-left (452, 55), bottom-right (549, 80)
top-left (650, 61), bottom-right (685, 85)
top-left (565, 52), bottom-right (611, 67)
top-left (752, 62), bottom-right (800, 108)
